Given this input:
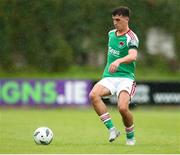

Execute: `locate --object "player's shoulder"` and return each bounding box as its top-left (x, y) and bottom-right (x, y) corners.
top-left (126, 29), bottom-right (139, 48)
top-left (126, 29), bottom-right (139, 42)
top-left (108, 29), bottom-right (116, 36)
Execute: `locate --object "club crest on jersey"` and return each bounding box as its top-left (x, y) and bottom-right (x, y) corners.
top-left (119, 41), bottom-right (125, 48)
top-left (119, 41), bottom-right (124, 46)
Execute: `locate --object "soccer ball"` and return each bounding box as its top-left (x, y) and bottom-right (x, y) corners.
top-left (33, 127), bottom-right (53, 145)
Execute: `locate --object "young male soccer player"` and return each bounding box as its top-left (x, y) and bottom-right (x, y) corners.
top-left (89, 6), bottom-right (139, 145)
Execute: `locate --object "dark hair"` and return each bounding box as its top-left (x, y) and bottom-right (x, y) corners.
top-left (112, 6), bottom-right (130, 17)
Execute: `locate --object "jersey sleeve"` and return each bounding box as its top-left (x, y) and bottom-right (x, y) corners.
top-left (128, 37), bottom-right (139, 49)
top-left (127, 31), bottom-right (139, 49)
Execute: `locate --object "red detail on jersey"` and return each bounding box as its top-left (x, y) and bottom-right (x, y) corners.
top-left (119, 42), bottom-right (124, 46)
top-left (127, 30), bottom-right (136, 40)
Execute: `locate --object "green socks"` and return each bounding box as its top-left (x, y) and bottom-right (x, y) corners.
top-left (100, 112), bottom-right (114, 129)
top-left (100, 113), bottom-right (135, 140)
top-left (125, 124), bottom-right (135, 139)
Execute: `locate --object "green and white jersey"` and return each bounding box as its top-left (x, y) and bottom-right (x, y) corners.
top-left (103, 29), bottom-right (139, 80)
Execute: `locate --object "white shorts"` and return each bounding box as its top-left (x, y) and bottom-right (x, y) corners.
top-left (97, 77), bottom-right (136, 98)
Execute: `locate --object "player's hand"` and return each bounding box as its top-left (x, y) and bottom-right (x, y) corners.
top-left (108, 60), bottom-right (120, 73)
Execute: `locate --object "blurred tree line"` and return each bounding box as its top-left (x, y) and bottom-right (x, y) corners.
top-left (0, 0), bottom-right (179, 73)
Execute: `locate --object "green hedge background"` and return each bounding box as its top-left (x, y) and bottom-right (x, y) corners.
top-left (0, 0), bottom-right (179, 80)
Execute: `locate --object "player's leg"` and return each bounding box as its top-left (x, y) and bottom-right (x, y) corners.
top-left (89, 83), bottom-right (110, 115)
top-left (118, 91), bottom-right (135, 145)
top-left (117, 79), bottom-right (136, 145)
top-left (118, 91), bottom-right (133, 127)
top-left (89, 80), bottom-right (120, 142)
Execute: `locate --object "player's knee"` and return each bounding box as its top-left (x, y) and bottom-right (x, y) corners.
top-left (89, 90), bottom-right (98, 101)
top-left (118, 105), bottom-right (128, 115)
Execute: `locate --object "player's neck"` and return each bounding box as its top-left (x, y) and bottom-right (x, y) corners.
top-left (116, 26), bottom-right (129, 36)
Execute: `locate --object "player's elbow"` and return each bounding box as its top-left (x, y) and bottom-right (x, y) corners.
top-left (129, 50), bottom-right (137, 61)
top-left (130, 54), bottom-right (137, 61)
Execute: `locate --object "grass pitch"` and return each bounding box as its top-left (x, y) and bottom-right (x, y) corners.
top-left (0, 105), bottom-right (179, 154)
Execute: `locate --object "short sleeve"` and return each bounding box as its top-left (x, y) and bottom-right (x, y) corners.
top-left (128, 38), bottom-right (139, 49)
top-left (126, 31), bottom-right (139, 49)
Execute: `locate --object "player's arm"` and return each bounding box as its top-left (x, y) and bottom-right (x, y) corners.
top-left (118, 48), bottom-right (137, 63)
top-left (108, 48), bottom-right (137, 73)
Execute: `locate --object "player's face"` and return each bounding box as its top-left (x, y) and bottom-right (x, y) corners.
top-left (112, 15), bottom-right (128, 31)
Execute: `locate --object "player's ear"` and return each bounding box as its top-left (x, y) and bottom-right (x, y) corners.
top-left (126, 17), bottom-right (129, 21)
